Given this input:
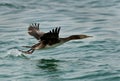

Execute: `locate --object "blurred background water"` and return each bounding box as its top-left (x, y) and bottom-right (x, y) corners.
top-left (0, 0), bottom-right (120, 81)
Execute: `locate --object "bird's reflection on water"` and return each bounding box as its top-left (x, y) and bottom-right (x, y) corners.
top-left (36, 58), bottom-right (61, 72)
top-left (35, 58), bottom-right (64, 81)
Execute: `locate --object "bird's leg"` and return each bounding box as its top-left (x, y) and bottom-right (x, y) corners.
top-left (19, 42), bottom-right (43, 54)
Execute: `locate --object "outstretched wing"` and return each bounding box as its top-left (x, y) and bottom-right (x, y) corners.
top-left (28, 23), bottom-right (44, 40)
top-left (40, 27), bottom-right (61, 45)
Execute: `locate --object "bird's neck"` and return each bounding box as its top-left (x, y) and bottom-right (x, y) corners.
top-left (60, 35), bottom-right (81, 42)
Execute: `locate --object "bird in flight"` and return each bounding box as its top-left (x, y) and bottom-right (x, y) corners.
top-left (19, 23), bottom-right (92, 54)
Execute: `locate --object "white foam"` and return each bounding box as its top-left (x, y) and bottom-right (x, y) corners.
top-left (7, 49), bottom-right (22, 56)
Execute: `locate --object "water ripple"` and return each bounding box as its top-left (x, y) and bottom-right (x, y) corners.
top-left (0, 3), bottom-right (25, 9)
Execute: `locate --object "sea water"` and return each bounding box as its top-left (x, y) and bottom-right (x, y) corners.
top-left (0, 0), bottom-right (120, 81)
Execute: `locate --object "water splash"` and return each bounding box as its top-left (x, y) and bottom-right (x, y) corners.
top-left (7, 49), bottom-right (22, 56)
top-left (5, 49), bottom-right (29, 59)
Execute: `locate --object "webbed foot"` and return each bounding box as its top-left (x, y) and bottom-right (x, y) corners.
top-left (19, 49), bottom-right (34, 54)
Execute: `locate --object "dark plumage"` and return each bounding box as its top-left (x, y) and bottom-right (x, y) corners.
top-left (19, 23), bottom-right (92, 54)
